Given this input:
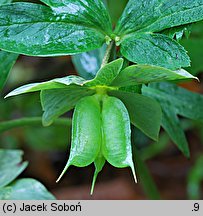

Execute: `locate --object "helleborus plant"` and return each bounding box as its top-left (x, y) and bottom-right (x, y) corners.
top-left (1, 0), bottom-right (203, 195)
top-left (5, 58), bottom-right (198, 193)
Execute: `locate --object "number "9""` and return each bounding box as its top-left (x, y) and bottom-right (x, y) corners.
top-left (193, 203), bottom-right (199, 211)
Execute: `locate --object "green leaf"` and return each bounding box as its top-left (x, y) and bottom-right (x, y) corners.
top-left (41, 87), bottom-right (95, 126)
top-left (5, 75), bottom-right (85, 98)
top-left (0, 178), bottom-right (55, 200)
top-left (119, 85), bottom-right (142, 94)
top-left (72, 45), bottom-right (106, 80)
top-left (162, 24), bottom-right (192, 41)
top-left (0, 2), bottom-right (109, 56)
top-left (146, 82), bottom-right (203, 121)
top-left (0, 51), bottom-right (18, 90)
top-left (85, 58), bottom-right (124, 86)
top-left (120, 33), bottom-right (190, 70)
top-left (161, 104), bottom-right (190, 157)
top-left (40, 0), bottom-right (112, 34)
top-left (115, 0), bottom-right (203, 35)
top-left (142, 82), bottom-right (203, 156)
top-left (108, 90), bottom-right (162, 141)
top-left (0, 149), bottom-right (28, 188)
top-left (112, 64), bottom-right (197, 87)
top-left (114, 0), bottom-right (203, 69)
top-left (0, 0), bottom-right (12, 4)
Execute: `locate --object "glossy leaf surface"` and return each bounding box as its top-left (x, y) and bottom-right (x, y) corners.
top-left (0, 0), bottom-right (12, 4)
top-left (102, 96), bottom-right (137, 182)
top-left (0, 178), bottom-right (55, 200)
top-left (85, 58), bottom-right (123, 86)
top-left (0, 50), bottom-right (18, 89)
top-left (115, 0), bottom-right (203, 35)
top-left (109, 90), bottom-right (162, 141)
top-left (115, 0), bottom-right (203, 69)
top-left (5, 76), bottom-right (86, 98)
top-left (142, 82), bottom-right (203, 156)
top-left (41, 87), bottom-right (95, 126)
top-left (57, 95), bottom-right (102, 182)
top-left (40, 0), bottom-right (112, 34)
top-left (0, 3), bottom-right (109, 56)
top-left (112, 64), bottom-right (197, 87)
top-left (0, 149), bottom-right (28, 188)
top-left (120, 33), bottom-right (190, 70)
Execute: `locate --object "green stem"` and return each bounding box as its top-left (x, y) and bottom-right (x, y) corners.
top-left (0, 117), bottom-right (71, 133)
top-left (101, 41), bottom-right (114, 68)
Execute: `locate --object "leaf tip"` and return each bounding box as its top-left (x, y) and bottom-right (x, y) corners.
top-left (4, 93), bottom-right (12, 99)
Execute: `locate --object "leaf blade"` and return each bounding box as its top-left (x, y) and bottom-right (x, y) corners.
top-left (85, 58), bottom-right (124, 86)
top-left (141, 82), bottom-right (203, 157)
top-left (112, 64), bottom-right (197, 87)
top-left (0, 178), bottom-right (55, 200)
top-left (0, 149), bottom-right (28, 188)
top-left (40, 0), bottom-right (112, 35)
top-left (41, 87), bottom-right (95, 126)
top-left (5, 75), bottom-right (85, 98)
top-left (0, 51), bottom-right (18, 90)
top-left (0, 3), bottom-right (107, 56)
top-left (115, 0), bottom-right (203, 35)
top-left (120, 33), bottom-right (190, 70)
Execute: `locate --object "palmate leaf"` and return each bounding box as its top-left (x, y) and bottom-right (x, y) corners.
top-left (0, 50), bottom-right (18, 90)
top-left (115, 0), bottom-right (203, 69)
top-left (111, 64), bottom-right (197, 87)
top-left (142, 82), bottom-right (203, 157)
top-left (0, 2), bottom-right (112, 56)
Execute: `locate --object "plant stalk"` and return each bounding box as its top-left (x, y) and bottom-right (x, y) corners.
top-left (101, 41), bottom-right (114, 68)
top-left (0, 117), bottom-right (71, 133)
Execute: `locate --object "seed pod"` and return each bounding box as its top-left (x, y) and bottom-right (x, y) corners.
top-left (102, 96), bottom-right (137, 182)
top-left (57, 95), bottom-right (102, 182)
